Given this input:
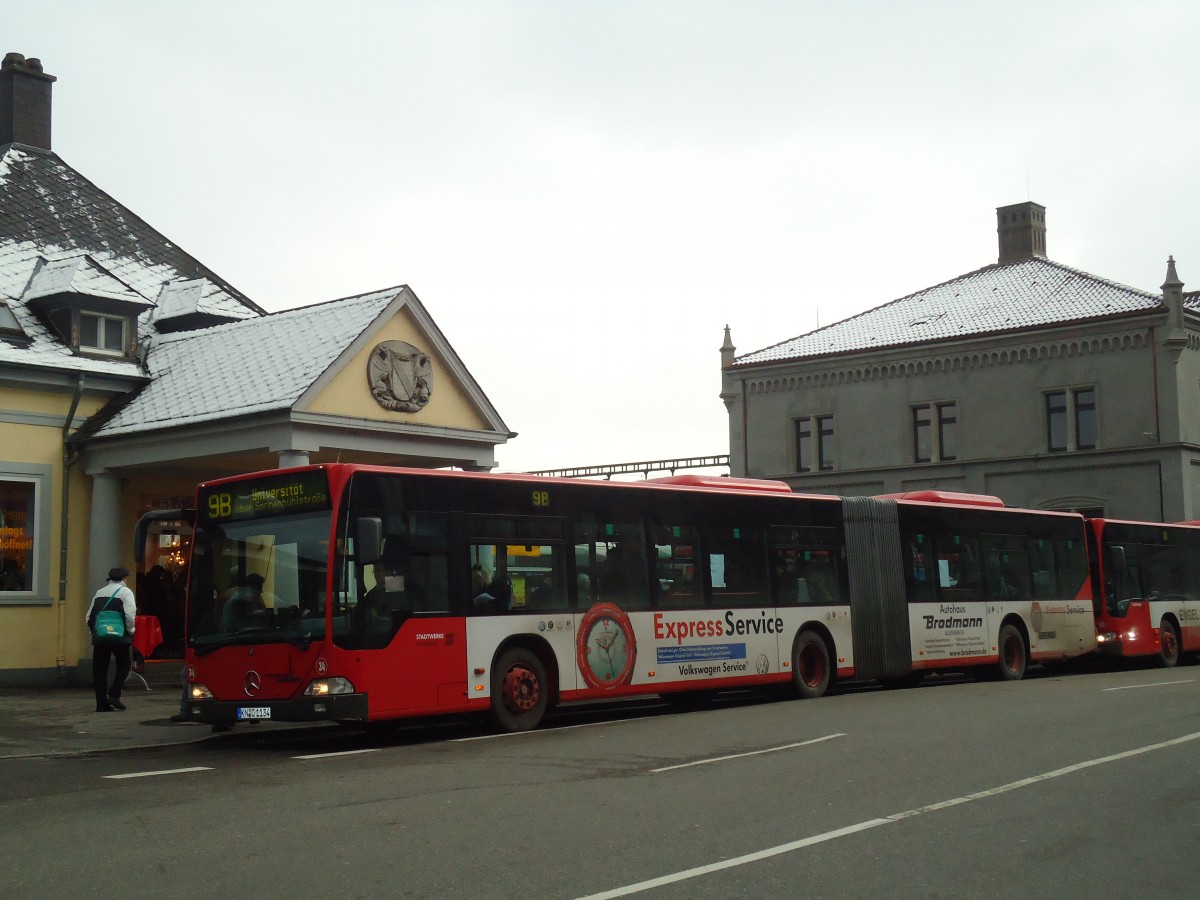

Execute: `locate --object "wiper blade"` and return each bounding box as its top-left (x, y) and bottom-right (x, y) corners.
top-left (191, 627), bottom-right (315, 655)
top-left (191, 639), bottom-right (228, 657)
top-left (282, 633), bottom-right (313, 651)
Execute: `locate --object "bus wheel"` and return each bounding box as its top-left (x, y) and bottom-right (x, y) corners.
top-left (492, 647), bottom-right (549, 732)
top-left (996, 623), bottom-right (1027, 681)
top-left (1158, 619), bottom-right (1180, 668)
top-left (792, 630), bottom-right (831, 699)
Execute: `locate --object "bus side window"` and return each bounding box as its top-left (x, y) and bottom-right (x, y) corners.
top-left (1056, 537), bottom-right (1088, 601)
top-left (769, 526), bottom-right (845, 607)
top-left (704, 524), bottom-right (768, 608)
top-left (1029, 537), bottom-right (1058, 599)
top-left (981, 534), bottom-right (1031, 600)
top-left (770, 547), bottom-right (802, 604)
top-left (906, 533), bottom-right (936, 603)
top-left (408, 551), bottom-right (447, 613)
top-left (517, 545), bottom-right (568, 612)
top-left (802, 550), bottom-right (840, 604)
top-left (1184, 532), bottom-right (1200, 604)
top-left (935, 533), bottom-right (980, 598)
top-left (404, 514), bottom-right (449, 614)
top-left (574, 518), bottom-right (650, 611)
top-left (1142, 543), bottom-right (1179, 601)
top-left (652, 523), bottom-right (699, 609)
top-left (466, 514), bottom-right (563, 614)
top-left (469, 542), bottom-right (509, 613)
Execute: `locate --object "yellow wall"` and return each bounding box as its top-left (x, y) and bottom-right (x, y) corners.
top-left (4, 385), bottom-right (95, 416)
top-left (0, 387), bottom-right (110, 679)
top-left (301, 307), bottom-right (489, 430)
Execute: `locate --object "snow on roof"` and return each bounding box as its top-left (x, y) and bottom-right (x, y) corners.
top-left (89, 287), bottom-right (403, 437)
top-left (0, 247), bottom-right (145, 376)
top-left (23, 254), bottom-right (151, 307)
top-left (0, 142), bottom-right (506, 447)
top-left (735, 257), bottom-right (1167, 367)
top-left (151, 279), bottom-right (206, 319)
top-left (0, 144), bottom-right (262, 377)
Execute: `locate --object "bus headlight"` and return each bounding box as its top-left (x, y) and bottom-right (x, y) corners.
top-left (304, 677), bottom-right (355, 696)
top-left (1096, 632), bottom-right (1117, 644)
top-left (189, 683), bottom-right (213, 700)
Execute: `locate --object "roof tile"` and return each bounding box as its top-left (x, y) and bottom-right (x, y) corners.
top-left (0, 144), bottom-right (262, 377)
top-left (91, 288), bottom-right (402, 437)
top-left (736, 258), bottom-right (1166, 366)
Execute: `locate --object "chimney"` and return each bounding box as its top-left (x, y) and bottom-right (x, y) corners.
top-left (995, 201), bottom-right (1047, 265)
top-left (0, 52), bottom-right (56, 150)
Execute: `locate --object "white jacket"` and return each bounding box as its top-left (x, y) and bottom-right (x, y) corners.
top-left (86, 580), bottom-right (137, 637)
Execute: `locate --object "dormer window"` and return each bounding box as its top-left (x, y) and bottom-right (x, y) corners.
top-left (79, 311), bottom-right (126, 355)
top-left (21, 255), bottom-right (151, 360)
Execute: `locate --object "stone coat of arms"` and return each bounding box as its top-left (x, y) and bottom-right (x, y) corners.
top-left (367, 340), bottom-right (433, 412)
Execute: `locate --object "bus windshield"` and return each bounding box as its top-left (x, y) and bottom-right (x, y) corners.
top-left (188, 471), bottom-right (333, 655)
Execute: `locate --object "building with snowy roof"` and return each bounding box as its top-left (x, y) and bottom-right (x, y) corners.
top-left (721, 200), bottom-right (1200, 522)
top-left (0, 53), bottom-right (511, 685)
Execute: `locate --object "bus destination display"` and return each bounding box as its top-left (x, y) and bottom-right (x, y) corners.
top-left (200, 470), bottom-right (330, 523)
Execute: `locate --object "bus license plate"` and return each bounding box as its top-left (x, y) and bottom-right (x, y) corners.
top-left (237, 706), bottom-right (271, 720)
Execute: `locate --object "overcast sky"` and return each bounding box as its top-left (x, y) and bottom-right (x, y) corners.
top-left (10, 2), bottom-right (1200, 473)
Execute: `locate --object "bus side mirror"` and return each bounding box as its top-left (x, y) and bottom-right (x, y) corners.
top-left (357, 518), bottom-right (384, 565)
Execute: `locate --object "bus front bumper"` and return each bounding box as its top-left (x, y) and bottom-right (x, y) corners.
top-left (178, 693), bottom-right (369, 725)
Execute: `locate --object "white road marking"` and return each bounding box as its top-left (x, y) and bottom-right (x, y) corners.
top-left (293, 748), bottom-right (382, 760)
top-left (651, 734), bottom-right (846, 772)
top-left (1103, 679), bottom-right (1195, 691)
top-left (576, 730), bottom-right (1200, 899)
top-left (453, 719), bottom-right (628, 742)
top-left (104, 767), bottom-right (212, 779)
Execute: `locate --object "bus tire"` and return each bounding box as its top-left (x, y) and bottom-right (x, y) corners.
top-left (792, 630), bottom-right (831, 699)
top-left (996, 623), bottom-right (1027, 681)
top-left (491, 646), bottom-right (550, 732)
top-left (1158, 618), bottom-right (1180, 668)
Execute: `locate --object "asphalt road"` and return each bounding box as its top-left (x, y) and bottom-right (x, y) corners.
top-left (5, 661), bottom-right (1199, 899)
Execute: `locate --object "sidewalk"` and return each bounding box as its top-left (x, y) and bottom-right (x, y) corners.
top-left (0, 660), bottom-right (214, 759)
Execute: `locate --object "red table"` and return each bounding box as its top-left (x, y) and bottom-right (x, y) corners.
top-left (133, 615), bottom-right (164, 659)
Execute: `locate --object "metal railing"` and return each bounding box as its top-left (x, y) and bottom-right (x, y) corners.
top-left (527, 454), bottom-right (730, 480)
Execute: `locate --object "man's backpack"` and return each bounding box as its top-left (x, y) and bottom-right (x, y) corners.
top-left (91, 590), bottom-right (126, 642)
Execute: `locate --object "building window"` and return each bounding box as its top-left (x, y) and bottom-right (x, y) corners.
top-left (0, 480), bottom-right (34, 592)
top-left (913, 407), bottom-right (931, 463)
top-left (1047, 392), bottom-right (1067, 451)
top-left (79, 312), bottom-right (126, 355)
top-left (1074, 389), bottom-right (1096, 450)
top-left (0, 465), bottom-right (52, 603)
top-left (1046, 388), bottom-right (1096, 452)
top-left (795, 415), bottom-right (834, 472)
top-left (913, 402), bottom-right (957, 462)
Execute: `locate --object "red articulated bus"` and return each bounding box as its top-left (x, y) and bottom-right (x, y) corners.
top-left (138, 466), bottom-right (1097, 732)
top-left (1086, 517), bottom-right (1200, 667)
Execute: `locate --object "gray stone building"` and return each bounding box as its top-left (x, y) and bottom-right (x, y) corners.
top-left (721, 202), bottom-right (1200, 522)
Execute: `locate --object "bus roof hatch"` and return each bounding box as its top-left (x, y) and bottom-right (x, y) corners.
top-left (875, 490), bottom-right (1006, 508)
top-left (648, 474), bottom-right (794, 494)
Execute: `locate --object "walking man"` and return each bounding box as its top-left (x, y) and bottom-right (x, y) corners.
top-left (86, 566), bottom-right (137, 712)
